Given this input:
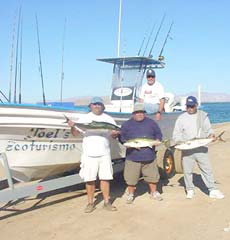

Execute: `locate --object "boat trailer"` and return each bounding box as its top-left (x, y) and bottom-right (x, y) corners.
top-left (0, 153), bottom-right (124, 204)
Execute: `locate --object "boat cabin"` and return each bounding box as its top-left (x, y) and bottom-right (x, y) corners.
top-left (97, 56), bottom-right (165, 113)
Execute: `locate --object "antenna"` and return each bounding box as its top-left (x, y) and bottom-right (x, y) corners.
top-left (18, 16), bottom-right (23, 103)
top-left (35, 14), bottom-right (46, 105)
top-left (13, 6), bottom-right (22, 103)
top-left (60, 18), bottom-right (67, 103)
top-left (117, 0), bottom-right (122, 57)
top-left (9, 10), bottom-right (17, 103)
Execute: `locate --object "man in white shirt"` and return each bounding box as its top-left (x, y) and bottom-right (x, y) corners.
top-left (67, 97), bottom-right (119, 213)
top-left (139, 69), bottom-right (165, 120)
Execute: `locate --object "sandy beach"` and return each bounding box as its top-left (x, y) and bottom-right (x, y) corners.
top-left (0, 122), bottom-right (230, 240)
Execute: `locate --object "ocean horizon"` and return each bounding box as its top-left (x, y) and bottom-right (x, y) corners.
top-left (74, 102), bottom-right (230, 124)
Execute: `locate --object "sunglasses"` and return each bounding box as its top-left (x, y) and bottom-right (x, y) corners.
top-left (186, 105), bottom-right (196, 108)
top-left (133, 110), bottom-right (145, 114)
top-left (92, 102), bottom-right (103, 106)
top-left (147, 76), bottom-right (155, 78)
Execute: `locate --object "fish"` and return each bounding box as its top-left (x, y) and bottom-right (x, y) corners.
top-left (63, 115), bottom-right (120, 132)
top-left (74, 121), bottom-right (121, 131)
top-left (123, 137), bottom-right (162, 149)
top-left (174, 131), bottom-right (225, 150)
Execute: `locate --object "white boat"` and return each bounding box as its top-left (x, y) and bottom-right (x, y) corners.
top-left (0, 1), bottom-right (184, 183)
top-left (0, 52), bottom-right (186, 182)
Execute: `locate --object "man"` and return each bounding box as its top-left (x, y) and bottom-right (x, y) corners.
top-left (172, 96), bottom-right (224, 199)
top-left (139, 69), bottom-right (165, 120)
top-left (67, 97), bottom-right (119, 213)
top-left (119, 102), bottom-right (163, 203)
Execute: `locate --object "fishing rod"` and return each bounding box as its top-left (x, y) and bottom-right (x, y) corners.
top-left (13, 6), bottom-right (22, 103)
top-left (8, 10), bottom-right (17, 103)
top-left (137, 22), bottom-right (156, 74)
top-left (137, 36), bottom-right (146, 56)
top-left (60, 18), bottom-right (67, 103)
top-left (0, 90), bottom-right (9, 102)
top-left (158, 21), bottom-right (173, 60)
top-left (148, 13), bottom-right (166, 58)
top-left (142, 22), bottom-right (156, 57)
top-left (18, 16), bottom-right (23, 104)
top-left (35, 14), bottom-right (46, 105)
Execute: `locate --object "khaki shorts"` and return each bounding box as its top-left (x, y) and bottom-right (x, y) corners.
top-left (124, 160), bottom-right (160, 186)
top-left (80, 154), bottom-right (113, 182)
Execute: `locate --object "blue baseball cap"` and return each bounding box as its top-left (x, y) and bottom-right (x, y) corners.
top-left (146, 69), bottom-right (155, 77)
top-left (186, 96), bottom-right (198, 106)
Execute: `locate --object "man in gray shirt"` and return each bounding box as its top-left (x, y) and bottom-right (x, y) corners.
top-left (172, 96), bottom-right (224, 199)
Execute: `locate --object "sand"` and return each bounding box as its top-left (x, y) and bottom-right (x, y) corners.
top-left (0, 122), bottom-right (230, 240)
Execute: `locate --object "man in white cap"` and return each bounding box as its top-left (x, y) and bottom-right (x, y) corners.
top-left (119, 102), bottom-right (163, 204)
top-left (139, 69), bottom-right (165, 120)
top-left (67, 97), bottom-right (119, 213)
top-left (172, 96), bottom-right (224, 199)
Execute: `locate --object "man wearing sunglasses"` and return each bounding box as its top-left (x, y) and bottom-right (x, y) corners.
top-left (67, 97), bottom-right (119, 213)
top-left (139, 69), bottom-right (165, 120)
top-left (172, 96), bottom-right (224, 199)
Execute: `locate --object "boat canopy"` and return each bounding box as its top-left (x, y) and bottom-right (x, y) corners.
top-left (97, 56), bottom-right (165, 69)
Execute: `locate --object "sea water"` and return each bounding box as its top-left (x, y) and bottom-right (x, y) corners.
top-left (74, 102), bottom-right (230, 124)
top-left (202, 102), bottom-right (230, 124)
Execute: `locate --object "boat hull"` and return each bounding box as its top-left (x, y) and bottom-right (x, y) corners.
top-left (0, 103), bottom-right (181, 181)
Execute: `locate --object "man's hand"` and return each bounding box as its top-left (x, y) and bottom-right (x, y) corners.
top-left (111, 130), bottom-right (120, 139)
top-left (208, 134), bottom-right (216, 142)
top-left (155, 112), bottom-right (161, 121)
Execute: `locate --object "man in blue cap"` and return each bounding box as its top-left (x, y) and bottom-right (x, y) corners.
top-left (172, 96), bottom-right (224, 199)
top-left (67, 97), bottom-right (119, 213)
top-left (139, 69), bottom-right (165, 120)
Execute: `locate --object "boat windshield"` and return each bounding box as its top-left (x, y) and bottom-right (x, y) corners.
top-left (97, 56), bottom-right (165, 101)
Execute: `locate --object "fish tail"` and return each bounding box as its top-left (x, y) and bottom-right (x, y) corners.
top-left (217, 131), bottom-right (225, 142)
top-left (63, 114), bottom-right (71, 123)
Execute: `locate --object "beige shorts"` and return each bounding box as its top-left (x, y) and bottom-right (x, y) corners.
top-left (124, 160), bottom-right (160, 186)
top-left (79, 154), bottom-right (113, 182)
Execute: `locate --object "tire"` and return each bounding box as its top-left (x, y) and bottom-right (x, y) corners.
top-left (162, 149), bottom-right (176, 179)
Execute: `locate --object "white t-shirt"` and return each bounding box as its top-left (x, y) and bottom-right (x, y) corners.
top-left (78, 112), bottom-right (116, 157)
top-left (139, 81), bottom-right (165, 104)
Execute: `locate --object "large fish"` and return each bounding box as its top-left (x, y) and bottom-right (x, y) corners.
top-left (123, 137), bottom-right (162, 149)
top-left (174, 131), bottom-right (225, 150)
top-left (63, 115), bottom-right (120, 132)
top-left (74, 121), bottom-right (120, 131)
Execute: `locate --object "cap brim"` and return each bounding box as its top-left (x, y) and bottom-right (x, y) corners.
top-left (132, 110), bottom-right (146, 114)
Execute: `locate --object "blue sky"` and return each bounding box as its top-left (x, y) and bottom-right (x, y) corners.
top-left (0, 0), bottom-right (230, 103)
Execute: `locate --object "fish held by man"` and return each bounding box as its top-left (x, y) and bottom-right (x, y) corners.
top-left (63, 115), bottom-right (121, 131)
top-left (174, 131), bottom-right (225, 150)
top-left (123, 137), bottom-right (162, 149)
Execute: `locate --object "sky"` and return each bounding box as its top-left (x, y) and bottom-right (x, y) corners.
top-left (0, 0), bottom-right (230, 103)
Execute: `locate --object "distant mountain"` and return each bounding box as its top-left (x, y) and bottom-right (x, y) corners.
top-left (51, 92), bottom-right (230, 105)
top-left (176, 92), bottom-right (230, 103)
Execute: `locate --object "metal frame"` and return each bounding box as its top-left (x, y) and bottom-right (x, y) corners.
top-left (0, 153), bottom-right (124, 204)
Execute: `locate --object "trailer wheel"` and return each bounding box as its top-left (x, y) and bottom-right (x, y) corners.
top-left (163, 149), bottom-right (176, 179)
